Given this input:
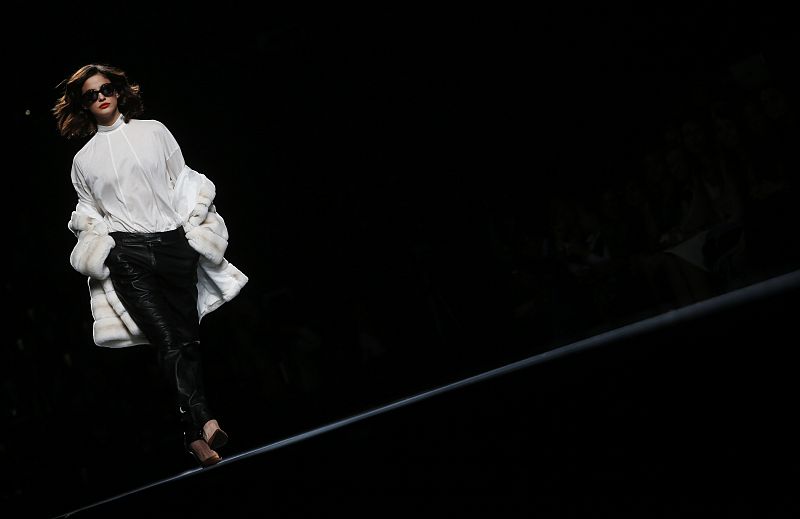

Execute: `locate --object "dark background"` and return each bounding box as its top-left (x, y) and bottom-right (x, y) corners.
top-left (3, 6), bottom-right (800, 517)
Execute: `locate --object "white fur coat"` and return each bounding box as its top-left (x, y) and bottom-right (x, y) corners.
top-left (68, 167), bottom-right (249, 348)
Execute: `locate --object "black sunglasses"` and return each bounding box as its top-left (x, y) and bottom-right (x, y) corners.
top-left (81, 83), bottom-right (117, 106)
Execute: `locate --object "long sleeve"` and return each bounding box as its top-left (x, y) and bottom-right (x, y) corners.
top-left (69, 159), bottom-right (104, 237)
top-left (158, 123), bottom-right (218, 228)
top-left (161, 124), bottom-right (186, 187)
top-left (67, 157), bottom-right (115, 279)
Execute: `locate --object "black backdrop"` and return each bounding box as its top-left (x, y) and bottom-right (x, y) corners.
top-left (3, 6), bottom-right (800, 517)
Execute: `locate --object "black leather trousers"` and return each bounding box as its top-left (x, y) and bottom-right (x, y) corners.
top-left (107, 227), bottom-right (213, 443)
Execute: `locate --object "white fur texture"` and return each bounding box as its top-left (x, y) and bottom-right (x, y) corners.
top-left (68, 174), bottom-right (248, 348)
top-left (68, 212), bottom-right (115, 280)
top-left (184, 207), bottom-right (229, 265)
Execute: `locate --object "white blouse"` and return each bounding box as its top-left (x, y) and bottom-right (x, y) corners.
top-left (70, 112), bottom-right (190, 233)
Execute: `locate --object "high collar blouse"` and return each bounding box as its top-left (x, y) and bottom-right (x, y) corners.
top-left (70, 112), bottom-right (189, 233)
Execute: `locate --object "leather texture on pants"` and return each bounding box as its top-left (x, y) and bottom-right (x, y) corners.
top-left (106, 227), bottom-right (212, 440)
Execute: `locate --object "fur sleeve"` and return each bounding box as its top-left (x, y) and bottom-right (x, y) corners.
top-left (68, 211), bottom-right (115, 280)
top-left (185, 205), bottom-right (229, 265)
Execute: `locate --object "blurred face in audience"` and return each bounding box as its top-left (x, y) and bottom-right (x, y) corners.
top-left (743, 102), bottom-right (767, 135)
top-left (761, 87), bottom-right (788, 120)
top-left (666, 148), bottom-right (689, 182)
top-left (714, 116), bottom-right (739, 149)
top-left (681, 120), bottom-right (706, 154)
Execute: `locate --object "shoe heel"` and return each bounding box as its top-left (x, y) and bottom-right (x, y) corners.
top-left (203, 420), bottom-right (229, 451)
top-left (187, 439), bottom-right (221, 467)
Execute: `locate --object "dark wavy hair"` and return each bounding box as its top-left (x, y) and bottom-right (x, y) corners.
top-left (52, 63), bottom-right (144, 139)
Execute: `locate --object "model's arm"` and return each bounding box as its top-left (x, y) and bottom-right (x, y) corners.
top-left (67, 159), bottom-right (115, 279)
top-left (159, 122), bottom-right (216, 229)
top-left (68, 159), bottom-right (105, 236)
top-left (159, 123), bottom-right (187, 187)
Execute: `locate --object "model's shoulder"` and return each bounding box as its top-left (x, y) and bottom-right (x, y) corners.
top-left (128, 118), bottom-right (169, 132)
top-left (72, 137), bottom-right (97, 164)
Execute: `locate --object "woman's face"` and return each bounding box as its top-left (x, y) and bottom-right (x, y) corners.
top-left (81, 73), bottom-right (119, 122)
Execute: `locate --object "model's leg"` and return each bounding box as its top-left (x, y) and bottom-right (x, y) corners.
top-left (106, 233), bottom-right (221, 464)
top-left (154, 231), bottom-right (227, 450)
